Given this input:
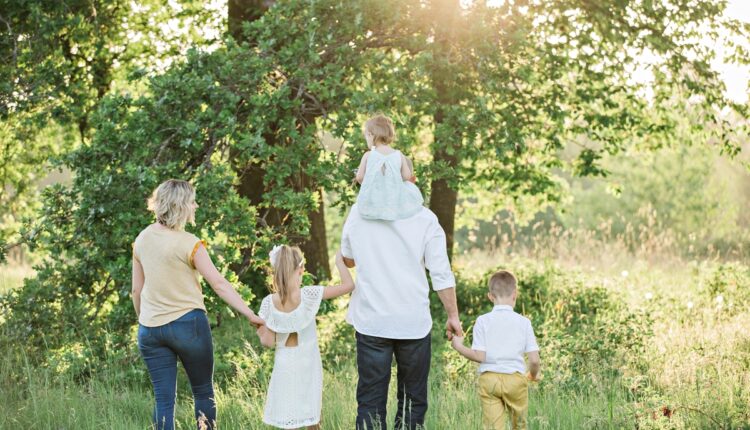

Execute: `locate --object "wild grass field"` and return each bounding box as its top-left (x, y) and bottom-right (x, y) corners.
top-left (1, 237), bottom-right (748, 429)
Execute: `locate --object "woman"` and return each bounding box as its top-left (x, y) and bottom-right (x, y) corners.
top-left (132, 179), bottom-right (263, 430)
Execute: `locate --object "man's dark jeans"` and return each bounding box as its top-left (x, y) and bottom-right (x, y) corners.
top-left (355, 331), bottom-right (431, 430)
top-left (137, 309), bottom-right (216, 430)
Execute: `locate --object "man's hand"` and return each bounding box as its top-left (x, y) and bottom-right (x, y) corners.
top-left (343, 256), bottom-right (356, 268)
top-left (445, 316), bottom-right (463, 340)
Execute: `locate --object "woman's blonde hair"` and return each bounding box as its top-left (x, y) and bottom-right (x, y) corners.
top-left (147, 179), bottom-right (196, 230)
top-left (363, 114), bottom-right (395, 147)
top-left (271, 245), bottom-right (305, 305)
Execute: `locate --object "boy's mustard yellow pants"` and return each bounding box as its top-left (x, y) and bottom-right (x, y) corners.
top-left (477, 372), bottom-right (529, 430)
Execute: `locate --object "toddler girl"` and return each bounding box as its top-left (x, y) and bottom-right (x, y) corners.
top-left (256, 246), bottom-right (354, 429)
top-left (355, 114), bottom-right (424, 220)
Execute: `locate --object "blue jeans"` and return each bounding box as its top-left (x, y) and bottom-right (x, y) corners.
top-left (355, 332), bottom-right (431, 430)
top-left (137, 309), bottom-right (216, 430)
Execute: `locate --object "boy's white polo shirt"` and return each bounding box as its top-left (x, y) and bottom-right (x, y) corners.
top-left (471, 305), bottom-right (539, 375)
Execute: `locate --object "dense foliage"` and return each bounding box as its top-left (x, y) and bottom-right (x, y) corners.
top-left (2, 0), bottom-right (749, 371)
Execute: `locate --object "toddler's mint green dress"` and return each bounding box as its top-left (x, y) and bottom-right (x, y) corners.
top-left (357, 149), bottom-right (424, 221)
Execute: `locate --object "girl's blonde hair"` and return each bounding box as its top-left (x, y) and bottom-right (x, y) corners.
top-left (271, 245), bottom-right (304, 305)
top-left (147, 179), bottom-right (196, 230)
top-left (363, 114), bottom-right (395, 147)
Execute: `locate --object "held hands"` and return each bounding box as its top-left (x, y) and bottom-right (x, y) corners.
top-left (450, 335), bottom-right (464, 350)
top-left (445, 316), bottom-right (463, 341)
top-left (246, 312), bottom-right (265, 328)
top-left (335, 250), bottom-right (355, 269)
top-left (334, 250), bottom-right (345, 267)
top-left (335, 249), bottom-right (355, 269)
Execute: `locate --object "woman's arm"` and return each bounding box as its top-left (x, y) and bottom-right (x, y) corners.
top-left (355, 152), bottom-right (369, 184)
top-left (322, 250), bottom-right (355, 300)
top-left (193, 244), bottom-right (264, 326)
top-left (132, 256), bottom-right (145, 318)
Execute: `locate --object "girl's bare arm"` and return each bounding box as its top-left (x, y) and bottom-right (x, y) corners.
top-left (323, 250), bottom-right (356, 299)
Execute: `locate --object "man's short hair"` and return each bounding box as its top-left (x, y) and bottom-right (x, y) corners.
top-left (489, 270), bottom-right (517, 298)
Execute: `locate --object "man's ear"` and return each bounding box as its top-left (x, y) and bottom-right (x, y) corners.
top-left (487, 292), bottom-right (494, 302)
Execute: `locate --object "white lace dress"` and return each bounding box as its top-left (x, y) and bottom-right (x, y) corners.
top-left (258, 286), bottom-right (324, 429)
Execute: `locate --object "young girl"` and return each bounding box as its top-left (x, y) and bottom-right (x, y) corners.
top-left (256, 246), bottom-right (355, 429)
top-left (355, 114), bottom-right (424, 220)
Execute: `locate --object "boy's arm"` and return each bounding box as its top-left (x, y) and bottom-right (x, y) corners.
top-left (323, 250), bottom-right (355, 299)
top-left (451, 336), bottom-right (486, 363)
top-left (527, 351), bottom-right (541, 380)
top-left (355, 152), bottom-right (369, 184)
top-left (256, 325), bottom-right (276, 349)
top-left (525, 319), bottom-right (541, 380)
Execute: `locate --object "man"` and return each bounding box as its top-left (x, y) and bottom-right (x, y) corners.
top-left (341, 203), bottom-right (462, 429)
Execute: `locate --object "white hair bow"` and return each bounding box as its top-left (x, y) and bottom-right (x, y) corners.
top-left (269, 245), bottom-right (283, 268)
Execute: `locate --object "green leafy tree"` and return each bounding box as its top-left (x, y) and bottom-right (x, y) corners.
top-left (0, 0), bottom-right (224, 260)
top-left (1, 0), bottom-right (410, 359)
top-left (359, 0), bottom-right (749, 257)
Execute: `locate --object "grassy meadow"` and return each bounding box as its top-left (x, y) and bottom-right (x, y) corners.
top-left (1, 235), bottom-right (749, 429)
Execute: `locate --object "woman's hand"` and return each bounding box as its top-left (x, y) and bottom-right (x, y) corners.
top-left (247, 312), bottom-right (265, 328)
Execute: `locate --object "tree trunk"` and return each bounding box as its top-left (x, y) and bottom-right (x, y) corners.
top-left (298, 188), bottom-right (330, 281)
top-left (228, 0), bottom-right (273, 40)
top-left (428, 0), bottom-right (462, 261)
top-left (429, 106), bottom-right (459, 261)
top-left (227, 0), bottom-right (331, 280)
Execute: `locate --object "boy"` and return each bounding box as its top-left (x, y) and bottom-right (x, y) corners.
top-left (451, 270), bottom-right (541, 430)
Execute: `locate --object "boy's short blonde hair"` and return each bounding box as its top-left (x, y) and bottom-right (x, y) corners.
top-left (147, 179), bottom-right (196, 230)
top-left (489, 270), bottom-right (517, 298)
top-left (363, 114), bottom-right (395, 147)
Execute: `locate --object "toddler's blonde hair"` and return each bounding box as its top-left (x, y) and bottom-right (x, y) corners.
top-left (271, 245), bottom-right (304, 305)
top-left (363, 114), bottom-right (395, 147)
top-left (147, 179), bottom-right (196, 230)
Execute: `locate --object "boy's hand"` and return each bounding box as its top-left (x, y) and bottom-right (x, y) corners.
top-left (526, 372), bottom-right (542, 382)
top-left (450, 335), bottom-right (464, 349)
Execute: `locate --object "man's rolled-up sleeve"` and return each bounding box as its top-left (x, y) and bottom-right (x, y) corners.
top-left (424, 218), bottom-right (455, 291)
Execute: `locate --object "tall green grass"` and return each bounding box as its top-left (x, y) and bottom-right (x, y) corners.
top-left (1, 350), bottom-right (637, 429)
top-left (1, 258), bottom-right (749, 428)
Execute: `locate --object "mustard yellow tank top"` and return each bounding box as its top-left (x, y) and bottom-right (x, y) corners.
top-left (133, 225), bottom-right (206, 327)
